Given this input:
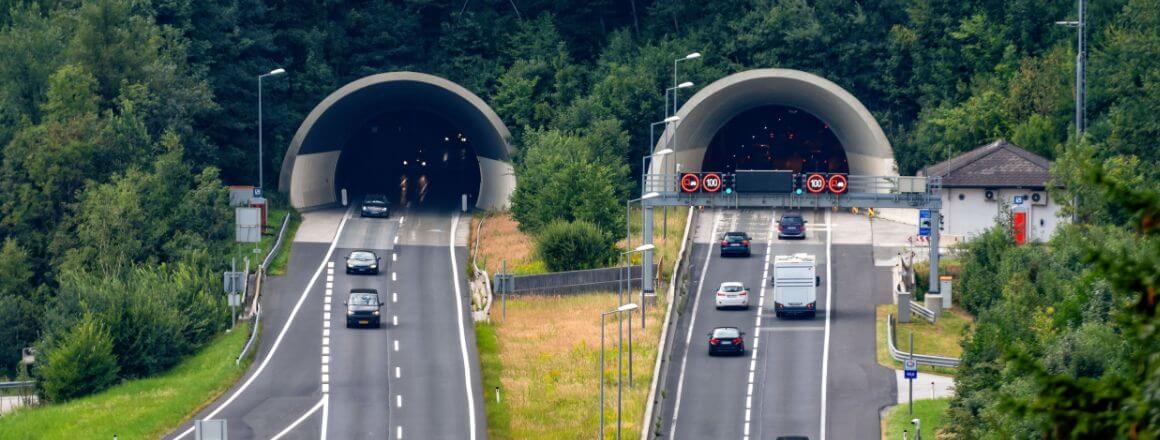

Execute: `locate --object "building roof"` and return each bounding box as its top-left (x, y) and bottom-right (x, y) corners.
top-left (918, 139), bottom-right (1053, 188)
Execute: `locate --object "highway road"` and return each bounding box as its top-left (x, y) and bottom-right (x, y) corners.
top-left (658, 208), bottom-right (894, 440)
top-left (169, 203), bottom-right (484, 440)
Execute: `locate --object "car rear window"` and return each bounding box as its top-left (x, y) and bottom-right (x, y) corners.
top-left (712, 328), bottom-right (740, 338)
top-left (724, 235), bottom-right (747, 242)
top-left (721, 284), bottom-right (744, 292)
top-left (780, 216), bottom-right (803, 225)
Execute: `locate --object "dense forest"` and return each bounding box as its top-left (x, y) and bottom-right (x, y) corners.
top-left (0, 0), bottom-right (1157, 435)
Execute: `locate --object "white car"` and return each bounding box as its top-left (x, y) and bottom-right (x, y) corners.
top-left (714, 282), bottom-right (750, 309)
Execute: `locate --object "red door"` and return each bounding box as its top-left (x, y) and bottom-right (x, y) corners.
top-left (1013, 211), bottom-right (1027, 245)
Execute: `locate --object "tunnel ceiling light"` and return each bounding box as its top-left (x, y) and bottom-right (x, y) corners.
top-left (403, 160), bottom-right (408, 165)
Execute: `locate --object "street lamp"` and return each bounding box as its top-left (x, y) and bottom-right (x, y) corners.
top-left (1055, 0), bottom-right (1086, 137)
top-left (672, 53), bottom-right (701, 116)
top-left (618, 242), bottom-right (654, 392)
top-left (664, 81), bottom-right (695, 119)
top-left (257, 68), bottom-right (287, 190)
top-left (600, 303), bottom-right (639, 440)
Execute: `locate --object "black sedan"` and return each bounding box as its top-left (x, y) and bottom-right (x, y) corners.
top-left (345, 289), bottom-right (383, 328)
top-left (707, 327), bottom-right (746, 356)
top-left (360, 194), bottom-right (391, 218)
top-left (719, 231), bottom-right (752, 257)
top-left (777, 213), bottom-right (807, 239)
top-left (345, 250), bottom-right (381, 274)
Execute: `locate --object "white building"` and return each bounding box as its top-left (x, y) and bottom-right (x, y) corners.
top-left (918, 140), bottom-right (1065, 243)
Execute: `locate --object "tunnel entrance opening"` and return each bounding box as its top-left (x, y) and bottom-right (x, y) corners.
top-left (335, 109), bottom-right (482, 210)
top-left (701, 105), bottom-right (849, 174)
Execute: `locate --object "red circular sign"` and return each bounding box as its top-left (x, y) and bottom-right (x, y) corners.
top-left (701, 173), bottom-right (722, 192)
top-left (680, 173), bottom-right (701, 193)
top-left (806, 173), bottom-right (827, 193)
top-left (827, 174), bottom-right (848, 194)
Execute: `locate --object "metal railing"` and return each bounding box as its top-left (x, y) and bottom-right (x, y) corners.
top-left (471, 215), bottom-right (493, 318)
top-left (260, 213), bottom-right (292, 270)
top-left (909, 301), bottom-right (937, 324)
top-left (887, 313), bottom-right (961, 368)
top-left (642, 207), bottom-right (698, 440)
top-left (236, 303), bottom-right (261, 366)
top-left (0, 381), bottom-right (34, 390)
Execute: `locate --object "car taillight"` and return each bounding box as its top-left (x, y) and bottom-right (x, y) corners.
top-left (742, 240), bottom-right (749, 246)
top-left (802, 225), bottom-right (807, 232)
top-left (716, 291), bottom-right (725, 297)
top-left (720, 240), bottom-right (728, 246)
top-left (807, 302), bottom-right (815, 310)
top-left (732, 338), bottom-right (742, 345)
top-left (709, 338), bottom-right (720, 345)
top-left (775, 302), bottom-right (784, 309)
top-left (779, 225), bottom-right (785, 232)
top-left (740, 291), bottom-right (748, 296)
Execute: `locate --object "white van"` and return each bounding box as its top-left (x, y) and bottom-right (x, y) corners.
top-left (771, 253), bottom-right (819, 318)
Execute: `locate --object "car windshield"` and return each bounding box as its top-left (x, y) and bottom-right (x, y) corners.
top-left (721, 284), bottom-right (744, 292)
top-left (364, 195), bottom-right (388, 205)
top-left (349, 294), bottom-right (378, 306)
top-left (781, 216), bottom-right (803, 225)
top-left (350, 252), bottom-right (375, 261)
top-left (712, 328), bottom-right (740, 338)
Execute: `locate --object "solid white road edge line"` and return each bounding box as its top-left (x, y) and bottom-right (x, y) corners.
top-left (668, 208), bottom-right (722, 440)
top-left (268, 396), bottom-right (325, 440)
top-left (449, 212), bottom-right (478, 440)
top-left (174, 205), bottom-right (353, 440)
top-left (820, 209), bottom-right (833, 440)
top-left (320, 394), bottom-right (329, 440)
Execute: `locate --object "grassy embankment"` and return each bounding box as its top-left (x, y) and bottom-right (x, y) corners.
top-left (478, 293), bottom-right (665, 439)
top-left (0, 323), bottom-right (254, 439)
top-left (227, 199), bottom-right (300, 277)
top-left (875, 304), bottom-right (973, 375)
top-left (881, 397), bottom-right (950, 439)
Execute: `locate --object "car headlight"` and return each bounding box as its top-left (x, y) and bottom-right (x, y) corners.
top-left (347, 309), bottom-right (355, 315)
top-left (370, 264), bottom-right (377, 268)
top-left (373, 310), bottom-right (380, 316)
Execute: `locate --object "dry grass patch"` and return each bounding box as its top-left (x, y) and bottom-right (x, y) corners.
top-left (471, 212), bottom-right (543, 275)
top-left (478, 293), bottom-right (665, 440)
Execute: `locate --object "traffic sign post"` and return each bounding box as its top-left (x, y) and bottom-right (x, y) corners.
top-left (806, 173), bottom-right (827, 193)
top-left (907, 332), bottom-right (918, 415)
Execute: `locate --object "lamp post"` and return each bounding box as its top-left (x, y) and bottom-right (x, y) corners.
top-left (600, 303), bottom-right (639, 440)
top-left (618, 242), bottom-right (655, 391)
top-left (626, 191), bottom-right (660, 331)
top-left (672, 52), bottom-right (701, 116)
top-left (663, 81), bottom-right (694, 120)
top-left (257, 68), bottom-right (286, 190)
top-left (1055, 0), bottom-right (1086, 137)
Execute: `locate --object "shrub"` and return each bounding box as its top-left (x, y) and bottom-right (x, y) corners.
top-left (536, 220), bottom-right (615, 272)
top-left (38, 315), bottom-right (119, 402)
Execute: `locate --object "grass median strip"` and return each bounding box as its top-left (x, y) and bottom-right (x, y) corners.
top-left (0, 323), bottom-right (253, 440)
top-left (477, 293), bottom-right (664, 439)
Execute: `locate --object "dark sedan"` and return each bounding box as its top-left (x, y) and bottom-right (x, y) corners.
top-left (707, 327), bottom-right (746, 356)
top-left (345, 250), bottom-right (380, 274)
top-left (360, 194), bottom-right (391, 218)
top-left (345, 289), bottom-right (383, 328)
top-left (777, 213), bottom-right (807, 239)
top-left (719, 232), bottom-right (752, 257)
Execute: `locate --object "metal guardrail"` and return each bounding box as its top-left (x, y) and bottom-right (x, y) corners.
top-left (471, 215), bottom-right (492, 318)
top-left (0, 381), bottom-right (34, 390)
top-left (887, 313), bottom-right (961, 368)
top-left (642, 207), bottom-right (698, 440)
top-left (260, 213), bottom-right (292, 270)
top-left (236, 303), bottom-right (261, 366)
top-left (909, 301), bottom-right (937, 323)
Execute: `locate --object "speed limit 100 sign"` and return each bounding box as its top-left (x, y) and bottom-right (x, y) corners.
top-left (701, 173), bottom-right (722, 192)
top-left (806, 173), bottom-right (827, 193)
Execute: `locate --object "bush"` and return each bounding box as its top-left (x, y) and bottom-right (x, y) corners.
top-left (38, 315), bottom-right (119, 402)
top-left (536, 220), bottom-right (615, 272)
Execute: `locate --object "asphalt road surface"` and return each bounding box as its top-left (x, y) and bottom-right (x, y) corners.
top-left (169, 204), bottom-right (484, 440)
top-left (658, 208), bottom-right (894, 440)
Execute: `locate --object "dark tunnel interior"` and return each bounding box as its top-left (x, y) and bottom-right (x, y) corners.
top-left (335, 109), bottom-right (481, 208)
top-left (702, 105), bottom-right (849, 174)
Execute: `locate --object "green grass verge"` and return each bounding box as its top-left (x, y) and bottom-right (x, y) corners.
top-left (0, 324), bottom-right (254, 440)
top-left (875, 304), bottom-right (971, 376)
top-left (475, 322), bottom-right (510, 437)
top-left (881, 397), bottom-right (950, 439)
top-left (265, 208), bottom-right (301, 276)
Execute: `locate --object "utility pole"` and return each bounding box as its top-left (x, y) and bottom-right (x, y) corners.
top-left (1056, 0), bottom-right (1086, 137)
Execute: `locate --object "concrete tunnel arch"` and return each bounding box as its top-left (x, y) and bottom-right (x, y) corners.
top-left (279, 71), bottom-right (516, 210)
top-left (652, 68), bottom-right (896, 177)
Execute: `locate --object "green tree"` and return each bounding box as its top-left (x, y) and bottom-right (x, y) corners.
top-left (37, 314), bottom-right (119, 402)
top-left (510, 129), bottom-right (624, 235)
top-left (0, 237), bottom-right (33, 298)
